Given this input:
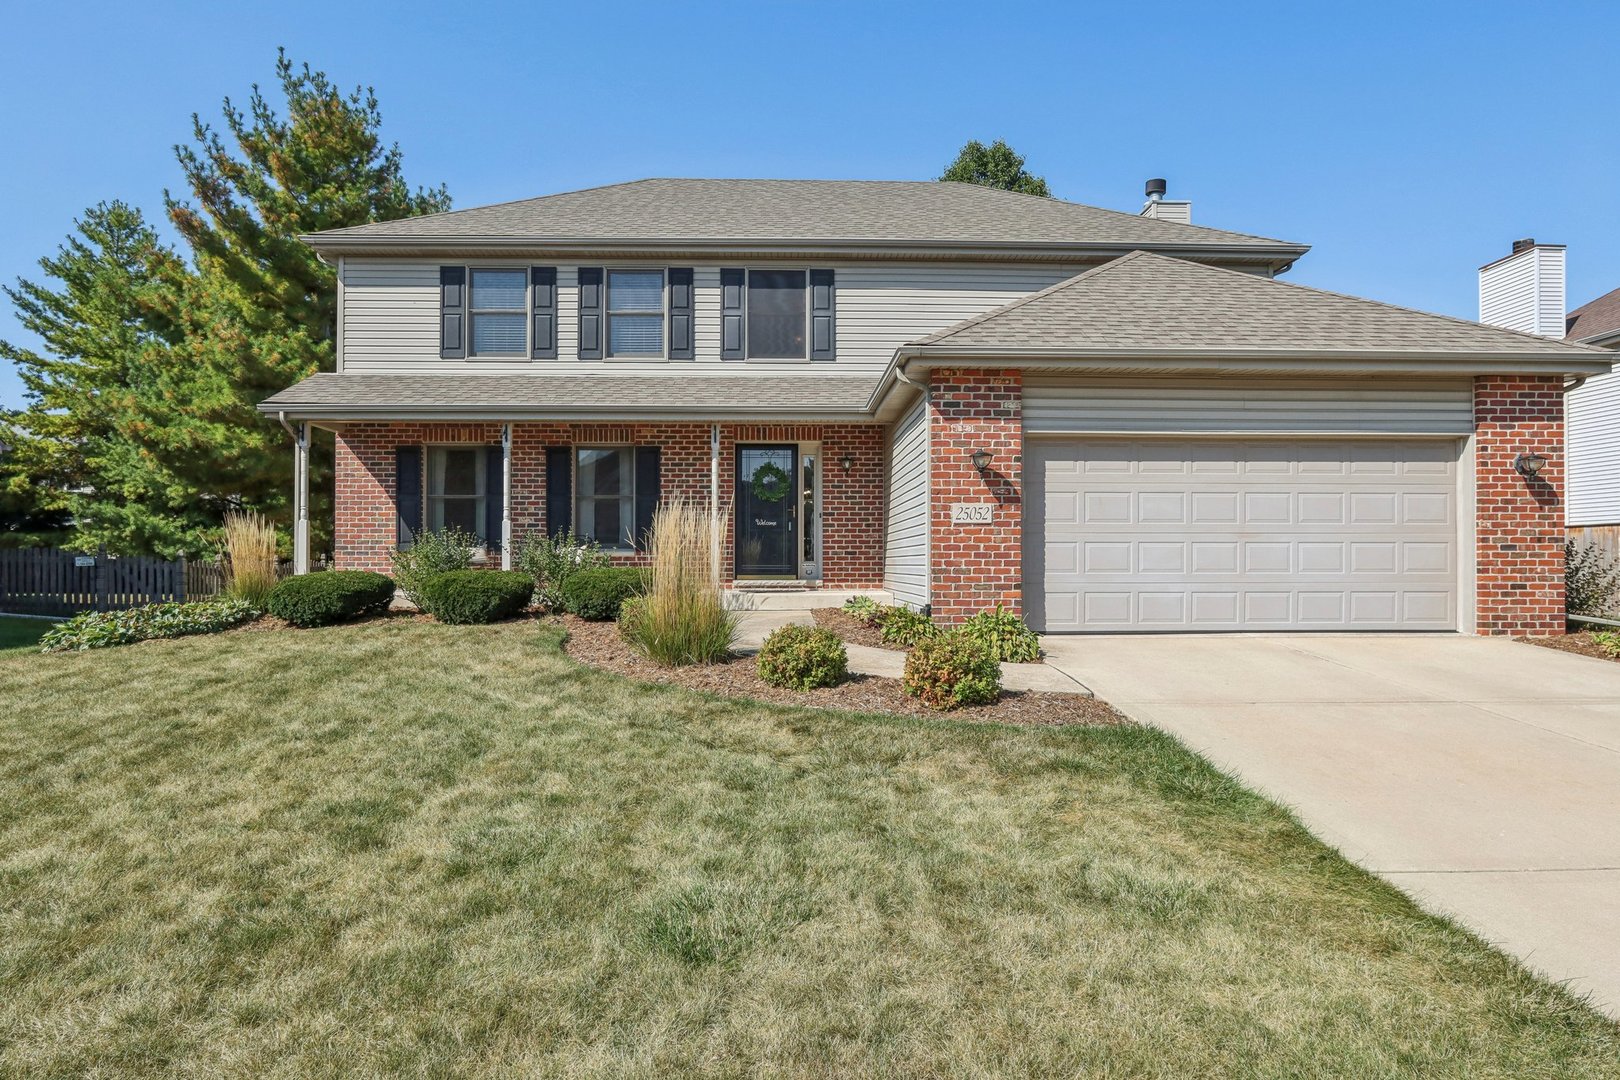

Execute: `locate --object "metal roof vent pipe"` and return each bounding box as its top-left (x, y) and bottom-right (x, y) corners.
top-left (1139, 178), bottom-right (1191, 224)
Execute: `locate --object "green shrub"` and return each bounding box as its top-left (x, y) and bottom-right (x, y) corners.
top-left (957, 605), bottom-right (1042, 663)
top-left (1593, 630), bottom-right (1620, 658)
top-left (1567, 540), bottom-right (1620, 616)
top-left (621, 496), bottom-right (737, 666)
top-left (418, 570), bottom-right (533, 625)
top-left (842, 595), bottom-right (880, 625)
top-left (757, 624), bottom-right (848, 690)
top-left (514, 530), bottom-right (614, 611)
top-left (903, 633), bottom-right (1001, 710)
top-left (39, 599), bottom-right (259, 653)
top-left (391, 527), bottom-right (477, 611)
top-left (877, 606), bottom-right (939, 646)
top-left (267, 571), bottom-right (395, 628)
top-left (562, 567), bottom-right (648, 621)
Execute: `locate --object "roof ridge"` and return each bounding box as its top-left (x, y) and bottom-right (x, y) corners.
top-left (911, 252), bottom-right (1153, 346)
top-left (1134, 251), bottom-right (1613, 355)
top-left (315, 177), bottom-right (668, 236)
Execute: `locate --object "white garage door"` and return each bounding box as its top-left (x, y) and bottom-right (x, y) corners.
top-left (1027, 438), bottom-right (1461, 632)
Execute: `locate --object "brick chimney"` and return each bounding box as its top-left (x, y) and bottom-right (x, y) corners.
top-left (1139, 178), bottom-right (1191, 225)
top-left (1479, 238), bottom-right (1566, 338)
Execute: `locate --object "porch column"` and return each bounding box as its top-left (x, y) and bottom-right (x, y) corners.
top-left (292, 422), bottom-right (310, 575)
top-left (500, 423), bottom-right (513, 570)
top-left (710, 422), bottom-right (721, 584)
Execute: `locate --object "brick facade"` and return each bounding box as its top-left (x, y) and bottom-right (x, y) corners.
top-left (1472, 375), bottom-right (1566, 636)
top-left (332, 421), bottom-right (884, 588)
top-left (926, 369), bottom-right (1024, 623)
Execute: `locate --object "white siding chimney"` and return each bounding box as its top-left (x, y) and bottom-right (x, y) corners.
top-left (1140, 178), bottom-right (1192, 225)
top-left (1479, 238), bottom-right (1566, 337)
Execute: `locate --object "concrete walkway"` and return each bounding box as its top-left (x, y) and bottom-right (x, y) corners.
top-left (1040, 632), bottom-right (1620, 1016)
top-left (733, 610), bottom-right (1090, 695)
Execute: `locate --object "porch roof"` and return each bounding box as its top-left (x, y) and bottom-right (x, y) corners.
top-left (257, 373), bottom-right (882, 423)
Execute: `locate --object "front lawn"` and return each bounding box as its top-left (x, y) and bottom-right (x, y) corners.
top-left (0, 620), bottom-right (1613, 1076)
top-left (0, 614), bottom-right (52, 654)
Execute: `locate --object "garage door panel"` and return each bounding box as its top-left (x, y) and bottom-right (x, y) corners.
top-left (1028, 437), bottom-right (1460, 632)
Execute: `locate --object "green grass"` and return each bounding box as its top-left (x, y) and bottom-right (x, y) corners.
top-left (0, 621), bottom-right (1614, 1077)
top-left (0, 614), bottom-right (52, 654)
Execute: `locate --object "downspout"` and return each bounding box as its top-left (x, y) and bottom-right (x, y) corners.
top-left (710, 423), bottom-right (722, 586)
top-left (1564, 375), bottom-right (1588, 395)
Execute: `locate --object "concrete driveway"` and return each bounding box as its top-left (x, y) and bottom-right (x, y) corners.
top-left (1041, 633), bottom-right (1620, 1016)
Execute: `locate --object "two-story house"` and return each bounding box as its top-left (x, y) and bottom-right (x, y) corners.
top-left (260, 178), bottom-right (1613, 634)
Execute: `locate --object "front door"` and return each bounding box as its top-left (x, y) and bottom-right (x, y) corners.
top-left (736, 444), bottom-right (798, 577)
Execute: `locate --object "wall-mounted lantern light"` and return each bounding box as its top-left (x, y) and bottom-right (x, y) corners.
top-left (970, 448), bottom-right (993, 473)
top-left (839, 452), bottom-right (855, 474)
top-left (1514, 451), bottom-right (1548, 477)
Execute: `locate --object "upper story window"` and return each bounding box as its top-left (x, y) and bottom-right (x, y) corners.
top-left (469, 269), bottom-right (528, 356)
top-left (747, 269), bottom-right (808, 359)
top-left (607, 270), bottom-right (665, 358)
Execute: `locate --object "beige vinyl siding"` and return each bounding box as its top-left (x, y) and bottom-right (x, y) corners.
top-left (339, 259), bottom-right (1082, 377)
top-left (1568, 368), bottom-right (1620, 526)
top-left (1023, 377), bottom-right (1474, 436)
top-left (884, 398), bottom-right (930, 609)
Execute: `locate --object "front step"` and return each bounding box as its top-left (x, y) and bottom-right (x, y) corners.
top-left (724, 587), bottom-right (893, 611)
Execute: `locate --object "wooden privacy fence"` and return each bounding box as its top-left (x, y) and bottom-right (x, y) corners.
top-left (0, 547), bottom-right (187, 617)
top-left (0, 548), bottom-right (314, 617)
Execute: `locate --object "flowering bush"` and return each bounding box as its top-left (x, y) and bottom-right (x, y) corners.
top-left (757, 624), bottom-right (848, 690)
top-left (39, 599), bottom-right (259, 653)
top-left (391, 527), bottom-right (477, 611)
top-left (514, 530), bottom-right (614, 611)
top-left (902, 633), bottom-right (1001, 710)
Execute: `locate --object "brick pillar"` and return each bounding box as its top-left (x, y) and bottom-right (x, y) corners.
top-left (1473, 375), bottom-right (1565, 636)
top-left (928, 368), bottom-right (1023, 623)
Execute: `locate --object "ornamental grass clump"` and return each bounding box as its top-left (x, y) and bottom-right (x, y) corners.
top-left (958, 605), bottom-right (1042, 663)
top-left (222, 510), bottom-right (279, 608)
top-left (903, 633), bottom-right (1001, 710)
top-left (39, 599), bottom-right (259, 653)
top-left (390, 527), bottom-right (477, 611)
top-left (623, 496), bottom-right (737, 666)
top-left (757, 624), bottom-right (848, 690)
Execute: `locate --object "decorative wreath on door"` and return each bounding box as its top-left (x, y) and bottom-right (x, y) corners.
top-left (749, 461), bottom-right (791, 503)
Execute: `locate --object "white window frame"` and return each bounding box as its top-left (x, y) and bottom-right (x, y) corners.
top-left (467, 266), bottom-right (529, 360)
top-left (745, 267), bottom-right (812, 362)
top-left (574, 445), bottom-right (637, 551)
top-left (425, 444), bottom-right (488, 550)
top-left (604, 268), bottom-right (668, 361)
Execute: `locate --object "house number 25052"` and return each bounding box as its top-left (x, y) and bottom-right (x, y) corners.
top-left (950, 503), bottom-right (995, 524)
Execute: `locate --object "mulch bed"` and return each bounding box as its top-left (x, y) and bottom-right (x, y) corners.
top-left (1519, 630), bottom-right (1620, 663)
top-left (809, 607), bottom-right (1046, 663)
top-left (559, 615), bottom-right (1126, 727)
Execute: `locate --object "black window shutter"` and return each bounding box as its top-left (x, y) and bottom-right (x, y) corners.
top-left (720, 268), bottom-right (746, 360)
top-left (809, 269), bottom-right (836, 361)
top-left (440, 267), bottom-right (466, 359)
top-left (396, 446), bottom-right (423, 548)
top-left (634, 447), bottom-right (661, 551)
top-left (531, 267), bottom-right (557, 359)
top-left (668, 268), bottom-right (694, 360)
top-left (485, 445), bottom-right (504, 551)
top-left (546, 447), bottom-right (573, 538)
top-left (578, 268), bottom-right (603, 360)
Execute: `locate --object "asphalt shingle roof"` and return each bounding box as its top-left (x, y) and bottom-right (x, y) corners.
top-left (258, 373), bottom-right (878, 416)
top-left (306, 179), bottom-right (1300, 251)
top-left (1566, 285), bottom-right (1620, 343)
top-left (912, 251), bottom-right (1614, 358)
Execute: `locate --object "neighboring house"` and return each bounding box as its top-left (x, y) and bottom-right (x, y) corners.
top-left (260, 178), bottom-right (1613, 635)
top-left (1479, 239), bottom-right (1620, 555)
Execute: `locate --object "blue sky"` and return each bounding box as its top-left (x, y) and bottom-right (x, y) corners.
top-left (2, 0), bottom-right (1616, 409)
